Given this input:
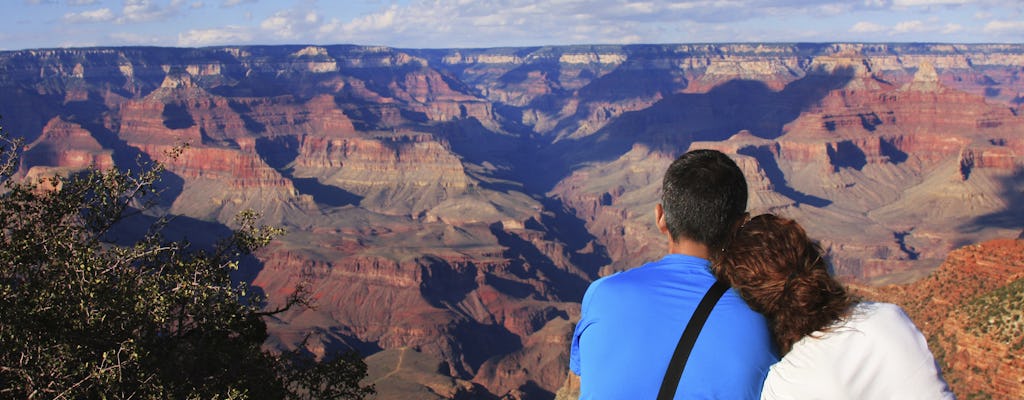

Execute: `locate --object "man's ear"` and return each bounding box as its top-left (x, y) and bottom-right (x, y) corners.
top-left (655, 203), bottom-right (669, 234)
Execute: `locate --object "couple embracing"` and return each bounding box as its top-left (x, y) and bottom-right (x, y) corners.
top-left (570, 149), bottom-right (954, 399)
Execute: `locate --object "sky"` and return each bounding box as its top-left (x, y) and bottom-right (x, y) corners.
top-left (5, 0), bottom-right (1024, 51)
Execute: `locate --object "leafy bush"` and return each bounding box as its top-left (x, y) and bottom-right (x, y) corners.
top-left (0, 123), bottom-right (373, 399)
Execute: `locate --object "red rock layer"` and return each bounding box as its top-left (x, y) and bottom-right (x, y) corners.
top-left (22, 117), bottom-right (114, 171)
top-left (119, 80), bottom-right (358, 145)
top-left (783, 65), bottom-right (1024, 169)
top-left (137, 143), bottom-right (291, 190)
top-left (118, 97), bottom-right (203, 144)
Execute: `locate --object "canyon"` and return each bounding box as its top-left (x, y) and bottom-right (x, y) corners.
top-left (1, 43), bottom-right (1022, 398)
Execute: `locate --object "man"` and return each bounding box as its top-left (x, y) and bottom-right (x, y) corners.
top-left (570, 149), bottom-right (777, 399)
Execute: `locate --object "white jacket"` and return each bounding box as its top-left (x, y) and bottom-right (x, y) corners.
top-left (762, 302), bottom-right (955, 400)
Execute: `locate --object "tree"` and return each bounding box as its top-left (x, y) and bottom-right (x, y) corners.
top-left (0, 122), bottom-right (374, 399)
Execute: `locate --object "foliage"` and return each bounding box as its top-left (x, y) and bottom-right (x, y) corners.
top-left (0, 123), bottom-right (374, 399)
top-left (963, 277), bottom-right (1024, 349)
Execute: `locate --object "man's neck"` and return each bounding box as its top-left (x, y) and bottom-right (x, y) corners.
top-left (667, 239), bottom-right (710, 260)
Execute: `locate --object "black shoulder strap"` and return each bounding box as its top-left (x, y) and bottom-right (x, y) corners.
top-left (657, 279), bottom-right (730, 400)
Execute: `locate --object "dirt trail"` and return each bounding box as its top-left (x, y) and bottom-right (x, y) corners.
top-left (373, 347), bottom-right (408, 384)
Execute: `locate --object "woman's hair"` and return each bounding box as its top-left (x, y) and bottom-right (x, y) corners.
top-left (713, 214), bottom-right (854, 355)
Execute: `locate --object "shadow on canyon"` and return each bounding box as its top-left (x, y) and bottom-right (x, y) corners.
top-left (416, 255), bottom-right (540, 379)
top-left (59, 93), bottom-right (188, 207)
top-left (254, 135), bottom-right (364, 208)
top-left (529, 66), bottom-right (857, 192)
top-left (959, 167), bottom-right (1024, 236)
top-left (738, 145), bottom-right (832, 208)
top-left (488, 220), bottom-right (596, 303)
top-left (0, 88), bottom-right (61, 145)
top-left (432, 117), bottom-right (536, 194)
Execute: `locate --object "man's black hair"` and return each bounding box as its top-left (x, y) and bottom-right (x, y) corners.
top-left (661, 149), bottom-right (748, 249)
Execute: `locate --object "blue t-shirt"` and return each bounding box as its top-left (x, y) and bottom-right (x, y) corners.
top-left (571, 254), bottom-right (777, 399)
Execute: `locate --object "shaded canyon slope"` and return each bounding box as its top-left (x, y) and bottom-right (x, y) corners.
top-left (1, 43), bottom-right (1022, 399)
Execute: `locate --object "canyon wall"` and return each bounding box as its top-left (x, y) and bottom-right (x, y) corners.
top-left (1, 43), bottom-right (1022, 399)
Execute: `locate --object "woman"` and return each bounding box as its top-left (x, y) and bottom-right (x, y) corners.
top-left (715, 214), bottom-right (955, 400)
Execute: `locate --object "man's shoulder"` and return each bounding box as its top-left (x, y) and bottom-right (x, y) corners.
top-left (589, 256), bottom-right (711, 290)
top-left (610, 254), bottom-right (712, 278)
top-left (581, 256), bottom-right (714, 310)
top-left (580, 268), bottom-right (642, 302)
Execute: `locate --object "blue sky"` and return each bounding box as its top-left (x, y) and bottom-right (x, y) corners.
top-left (6, 0), bottom-right (1023, 51)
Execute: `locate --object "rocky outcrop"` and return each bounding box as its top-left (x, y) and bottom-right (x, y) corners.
top-left (289, 132), bottom-right (472, 216)
top-left (140, 142), bottom-right (291, 189)
top-left (22, 117), bottom-right (114, 173)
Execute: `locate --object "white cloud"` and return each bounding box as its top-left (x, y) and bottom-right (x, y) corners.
top-left (120, 0), bottom-right (183, 23)
top-left (63, 8), bottom-right (115, 23)
top-left (222, 0), bottom-right (257, 7)
top-left (178, 26), bottom-right (253, 46)
top-left (333, 5), bottom-right (399, 33)
top-left (110, 31), bottom-right (165, 45)
top-left (664, 2), bottom-right (701, 11)
top-left (893, 20), bottom-right (927, 33)
top-left (886, 18), bottom-right (964, 35)
top-left (260, 12), bottom-right (299, 39)
top-left (850, 21), bottom-right (886, 33)
top-left (317, 0), bottom-right (879, 47)
top-left (983, 20), bottom-right (1024, 33)
top-left (893, 0), bottom-right (971, 6)
top-left (818, 3), bottom-right (852, 15)
top-left (17, 0), bottom-right (1024, 49)
top-left (623, 2), bottom-right (656, 14)
top-left (122, 0), bottom-right (159, 22)
top-left (256, 5), bottom-right (325, 41)
top-left (317, 0), bottom-right (731, 47)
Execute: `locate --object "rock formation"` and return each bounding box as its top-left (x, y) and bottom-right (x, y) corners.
top-left (21, 117), bottom-right (114, 176)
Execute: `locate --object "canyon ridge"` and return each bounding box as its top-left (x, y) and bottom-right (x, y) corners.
top-left (1, 43), bottom-right (1022, 399)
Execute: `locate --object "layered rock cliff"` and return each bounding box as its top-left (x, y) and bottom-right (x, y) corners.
top-left (1, 43), bottom-right (1021, 399)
